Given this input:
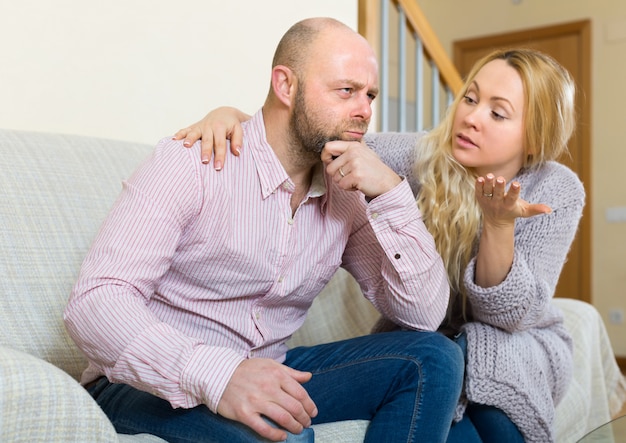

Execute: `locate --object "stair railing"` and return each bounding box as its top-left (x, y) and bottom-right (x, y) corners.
top-left (359, 0), bottom-right (463, 132)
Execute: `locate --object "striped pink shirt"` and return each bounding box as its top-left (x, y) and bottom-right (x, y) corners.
top-left (64, 110), bottom-right (448, 412)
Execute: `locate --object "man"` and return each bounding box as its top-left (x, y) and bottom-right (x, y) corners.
top-left (65, 17), bottom-right (463, 443)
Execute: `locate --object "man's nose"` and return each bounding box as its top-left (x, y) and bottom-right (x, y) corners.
top-left (352, 93), bottom-right (373, 121)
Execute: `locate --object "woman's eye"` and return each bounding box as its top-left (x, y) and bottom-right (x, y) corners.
top-left (463, 95), bottom-right (476, 104)
top-left (491, 111), bottom-right (506, 121)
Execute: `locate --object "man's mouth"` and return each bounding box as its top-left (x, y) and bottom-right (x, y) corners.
top-left (344, 130), bottom-right (365, 140)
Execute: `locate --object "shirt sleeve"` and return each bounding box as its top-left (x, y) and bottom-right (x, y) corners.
top-left (343, 178), bottom-right (449, 331)
top-left (63, 138), bottom-right (241, 412)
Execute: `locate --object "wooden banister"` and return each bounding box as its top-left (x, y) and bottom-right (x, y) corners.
top-left (358, 0), bottom-right (463, 95)
top-left (395, 0), bottom-right (463, 94)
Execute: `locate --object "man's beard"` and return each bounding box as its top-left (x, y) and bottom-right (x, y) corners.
top-left (289, 86), bottom-right (367, 156)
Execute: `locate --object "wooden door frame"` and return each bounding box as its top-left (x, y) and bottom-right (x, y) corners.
top-left (453, 20), bottom-right (592, 303)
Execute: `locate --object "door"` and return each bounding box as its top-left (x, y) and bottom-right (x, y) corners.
top-left (453, 20), bottom-right (592, 302)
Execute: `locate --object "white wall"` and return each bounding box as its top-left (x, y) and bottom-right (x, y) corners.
top-left (0, 1), bottom-right (357, 144)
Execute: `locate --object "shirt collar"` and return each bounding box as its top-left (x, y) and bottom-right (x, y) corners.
top-left (244, 110), bottom-right (328, 207)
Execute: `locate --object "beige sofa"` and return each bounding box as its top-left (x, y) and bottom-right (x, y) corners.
top-left (1, 128), bottom-right (625, 442)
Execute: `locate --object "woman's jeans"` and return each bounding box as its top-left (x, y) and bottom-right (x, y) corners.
top-left (88, 330), bottom-right (464, 443)
top-left (447, 403), bottom-right (525, 443)
top-left (446, 332), bottom-right (525, 443)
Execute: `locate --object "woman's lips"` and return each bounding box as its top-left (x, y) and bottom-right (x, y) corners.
top-left (456, 133), bottom-right (477, 149)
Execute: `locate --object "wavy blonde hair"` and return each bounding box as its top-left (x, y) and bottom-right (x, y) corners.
top-left (415, 48), bottom-right (576, 321)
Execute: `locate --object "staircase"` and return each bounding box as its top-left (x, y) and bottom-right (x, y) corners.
top-left (358, 0), bottom-right (463, 132)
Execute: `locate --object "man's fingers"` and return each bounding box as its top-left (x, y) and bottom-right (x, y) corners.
top-left (282, 369), bottom-right (317, 419)
top-left (262, 401), bottom-right (309, 437)
top-left (244, 414), bottom-right (288, 442)
top-left (286, 367), bottom-right (312, 383)
top-left (217, 360), bottom-right (315, 441)
top-left (257, 369), bottom-right (316, 436)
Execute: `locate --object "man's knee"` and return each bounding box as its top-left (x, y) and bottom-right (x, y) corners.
top-left (392, 330), bottom-right (465, 382)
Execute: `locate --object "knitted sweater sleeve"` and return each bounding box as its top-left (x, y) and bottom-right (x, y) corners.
top-left (463, 162), bottom-right (585, 332)
top-left (364, 132), bottom-right (424, 196)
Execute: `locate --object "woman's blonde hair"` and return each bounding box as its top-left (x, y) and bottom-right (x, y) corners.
top-left (415, 48), bottom-right (576, 320)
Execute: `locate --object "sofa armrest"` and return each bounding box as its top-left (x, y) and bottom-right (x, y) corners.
top-left (0, 345), bottom-right (120, 442)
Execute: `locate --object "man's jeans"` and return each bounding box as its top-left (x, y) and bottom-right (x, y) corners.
top-left (89, 330), bottom-right (464, 443)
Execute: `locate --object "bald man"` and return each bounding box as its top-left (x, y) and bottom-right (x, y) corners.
top-left (65, 17), bottom-right (463, 443)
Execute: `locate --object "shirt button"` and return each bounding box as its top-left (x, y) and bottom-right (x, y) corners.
top-left (255, 312), bottom-right (261, 320)
top-left (278, 276), bottom-right (284, 283)
top-left (394, 253), bottom-right (401, 259)
top-left (287, 218), bottom-right (294, 225)
top-left (371, 212), bottom-right (379, 220)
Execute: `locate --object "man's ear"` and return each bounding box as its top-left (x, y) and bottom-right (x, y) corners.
top-left (271, 65), bottom-right (297, 107)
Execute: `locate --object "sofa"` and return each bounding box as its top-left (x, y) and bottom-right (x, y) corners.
top-left (1, 128), bottom-right (625, 442)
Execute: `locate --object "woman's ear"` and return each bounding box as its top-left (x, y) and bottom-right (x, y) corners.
top-left (271, 65), bottom-right (297, 107)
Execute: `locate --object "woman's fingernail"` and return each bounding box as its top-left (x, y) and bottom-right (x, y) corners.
top-left (183, 141), bottom-right (191, 148)
top-left (234, 146), bottom-right (241, 156)
top-left (214, 160), bottom-right (222, 171)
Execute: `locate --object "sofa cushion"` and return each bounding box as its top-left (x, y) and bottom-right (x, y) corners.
top-left (0, 129), bottom-right (152, 380)
top-left (0, 345), bottom-right (120, 442)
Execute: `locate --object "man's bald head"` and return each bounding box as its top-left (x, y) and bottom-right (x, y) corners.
top-left (272, 18), bottom-right (368, 78)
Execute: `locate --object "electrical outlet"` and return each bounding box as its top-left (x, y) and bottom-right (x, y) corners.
top-left (606, 207), bottom-right (626, 223)
top-left (609, 308), bottom-right (624, 325)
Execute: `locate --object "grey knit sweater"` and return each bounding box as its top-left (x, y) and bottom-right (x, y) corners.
top-left (364, 131), bottom-right (585, 443)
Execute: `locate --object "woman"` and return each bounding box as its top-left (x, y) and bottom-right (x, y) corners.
top-left (176, 48), bottom-right (585, 443)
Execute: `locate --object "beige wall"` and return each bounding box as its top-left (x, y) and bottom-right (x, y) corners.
top-left (0, 1), bottom-right (357, 144)
top-left (419, 0), bottom-right (626, 355)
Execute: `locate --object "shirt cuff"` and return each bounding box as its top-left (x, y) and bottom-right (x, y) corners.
top-left (180, 345), bottom-right (245, 412)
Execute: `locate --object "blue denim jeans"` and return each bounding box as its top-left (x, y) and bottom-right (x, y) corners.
top-left (447, 403), bottom-right (525, 443)
top-left (446, 332), bottom-right (524, 443)
top-left (89, 330), bottom-right (464, 443)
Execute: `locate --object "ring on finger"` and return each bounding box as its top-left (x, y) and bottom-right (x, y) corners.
top-left (482, 192), bottom-right (493, 198)
top-left (339, 167), bottom-right (346, 178)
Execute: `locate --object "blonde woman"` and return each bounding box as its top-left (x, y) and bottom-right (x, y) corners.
top-left (177, 48), bottom-right (585, 442)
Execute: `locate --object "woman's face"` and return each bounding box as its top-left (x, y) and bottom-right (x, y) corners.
top-left (451, 59), bottom-right (526, 181)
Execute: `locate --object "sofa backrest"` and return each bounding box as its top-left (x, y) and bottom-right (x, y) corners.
top-left (0, 129), bottom-right (153, 380)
